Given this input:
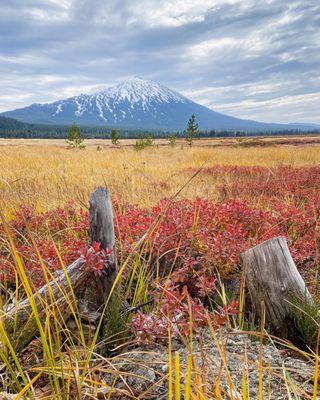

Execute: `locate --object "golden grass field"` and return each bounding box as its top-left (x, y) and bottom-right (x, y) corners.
top-left (1, 138), bottom-right (319, 216)
top-left (0, 137), bottom-right (319, 399)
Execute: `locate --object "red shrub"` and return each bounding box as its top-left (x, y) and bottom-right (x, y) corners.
top-left (80, 242), bottom-right (113, 277)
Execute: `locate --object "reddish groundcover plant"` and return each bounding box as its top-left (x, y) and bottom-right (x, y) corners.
top-left (131, 285), bottom-right (207, 342)
top-left (0, 164), bottom-right (318, 335)
top-left (80, 242), bottom-right (113, 277)
top-left (1, 165), bottom-right (319, 287)
top-left (131, 285), bottom-right (239, 343)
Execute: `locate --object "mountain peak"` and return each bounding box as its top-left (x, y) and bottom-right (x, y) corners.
top-left (100, 76), bottom-right (149, 93)
top-left (122, 76), bottom-right (148, 83)
top-left (98, 77), bottom-right (188, 107)
top-left (1, 78), bottom-right (317, 131)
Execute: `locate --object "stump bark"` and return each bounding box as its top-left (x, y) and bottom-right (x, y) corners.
top-left (240, 236), bottom-right (312, 335)
top-left (89, 187), bottom-right (117, 298)
top-left (1, 187), bottom-right (117, 351)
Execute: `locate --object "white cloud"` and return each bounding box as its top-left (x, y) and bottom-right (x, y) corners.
top-left (213, 92), bottom-right (320, 123)
top-left (0, 0), bottom-right (319, 123)
top-left (188, 37), bottom-right (239, 59)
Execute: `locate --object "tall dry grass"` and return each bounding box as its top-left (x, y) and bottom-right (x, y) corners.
top-left (0, 142), bottom-right (319, 217)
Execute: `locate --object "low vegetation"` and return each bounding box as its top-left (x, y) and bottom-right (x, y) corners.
top-left (0, 139), bottom-right (319, 398)
top-left (133, 133), bottom-right (154, 150)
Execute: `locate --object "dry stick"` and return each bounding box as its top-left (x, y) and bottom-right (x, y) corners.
top-left (141, 161), bottom-right (208, 258)
top-left (108, 160), bottom-right (208, 301)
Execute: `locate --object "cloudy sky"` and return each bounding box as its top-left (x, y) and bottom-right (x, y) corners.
top-left (1, 0), bottom-right (320, 123)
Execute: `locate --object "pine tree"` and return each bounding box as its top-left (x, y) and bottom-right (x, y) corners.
top-left (184, 114), bottom-right (199, 146)
top-left (168, 134), bottom-right (177, 147)
top-left (110, 128), bottom-right (120, 145)
top-left (66, 124), bottom-right (85, 148)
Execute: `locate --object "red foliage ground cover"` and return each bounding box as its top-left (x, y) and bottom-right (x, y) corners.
top-left (1, 165), bottom-right (319, 286)
top-left (197, 165), bottom-right (320, 203)
top-left (0, 165), bottom-right (318, 339)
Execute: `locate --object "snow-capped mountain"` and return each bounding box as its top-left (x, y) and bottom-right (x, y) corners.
top-left (1, 77), bottom-right (317, 131)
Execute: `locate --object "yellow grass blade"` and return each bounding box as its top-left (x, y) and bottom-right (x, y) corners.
top-left (14, 372), bottom-right (42, 399)
top-left (174, 351), bottom-right (181, 400)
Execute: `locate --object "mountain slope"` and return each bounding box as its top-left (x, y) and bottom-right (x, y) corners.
top-left (0, 115), bottom-right (26, 130)
top-left (1, 77), bottom-right (317, 131)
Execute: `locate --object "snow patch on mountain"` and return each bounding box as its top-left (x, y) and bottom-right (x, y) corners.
top-left (97, 76), bottom-right (189, 107)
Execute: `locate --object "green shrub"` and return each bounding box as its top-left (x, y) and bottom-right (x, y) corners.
top-left (66, 123), bottom-right (85, 149)
top-left (290, 295), bottom-right (320, 350)
top-left (110, 128), bottom-right (120, 145)
top-left (134, 133), bottom-right (154, 150)
top-left (168, 135), bottom-right (177, 147)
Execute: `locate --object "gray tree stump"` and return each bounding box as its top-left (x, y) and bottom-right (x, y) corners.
top-left (240, 236), bottom-right (312, 335)
top-left (1, 187), bottom-right (117, 351)
top-left (89, 187), bottom-right (117, 298)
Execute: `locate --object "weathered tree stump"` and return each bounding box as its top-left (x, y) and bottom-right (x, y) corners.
top-left (89, 187), bottom-right (117, 298)
top-left (240, 236), bottom-right (312, 335)
top-left (1, 187), bottom-right (117, 351)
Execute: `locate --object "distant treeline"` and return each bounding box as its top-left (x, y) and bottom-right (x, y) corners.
top-left (0, 116), bottom-right (319, 138)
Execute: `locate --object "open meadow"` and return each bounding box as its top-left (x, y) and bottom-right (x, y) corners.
top-left (0, 138), bottom-right (319, 399)
top-left (1, 137), bottom-right (319, 212)
top-left (1, 0), bottom-right (320, 397)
